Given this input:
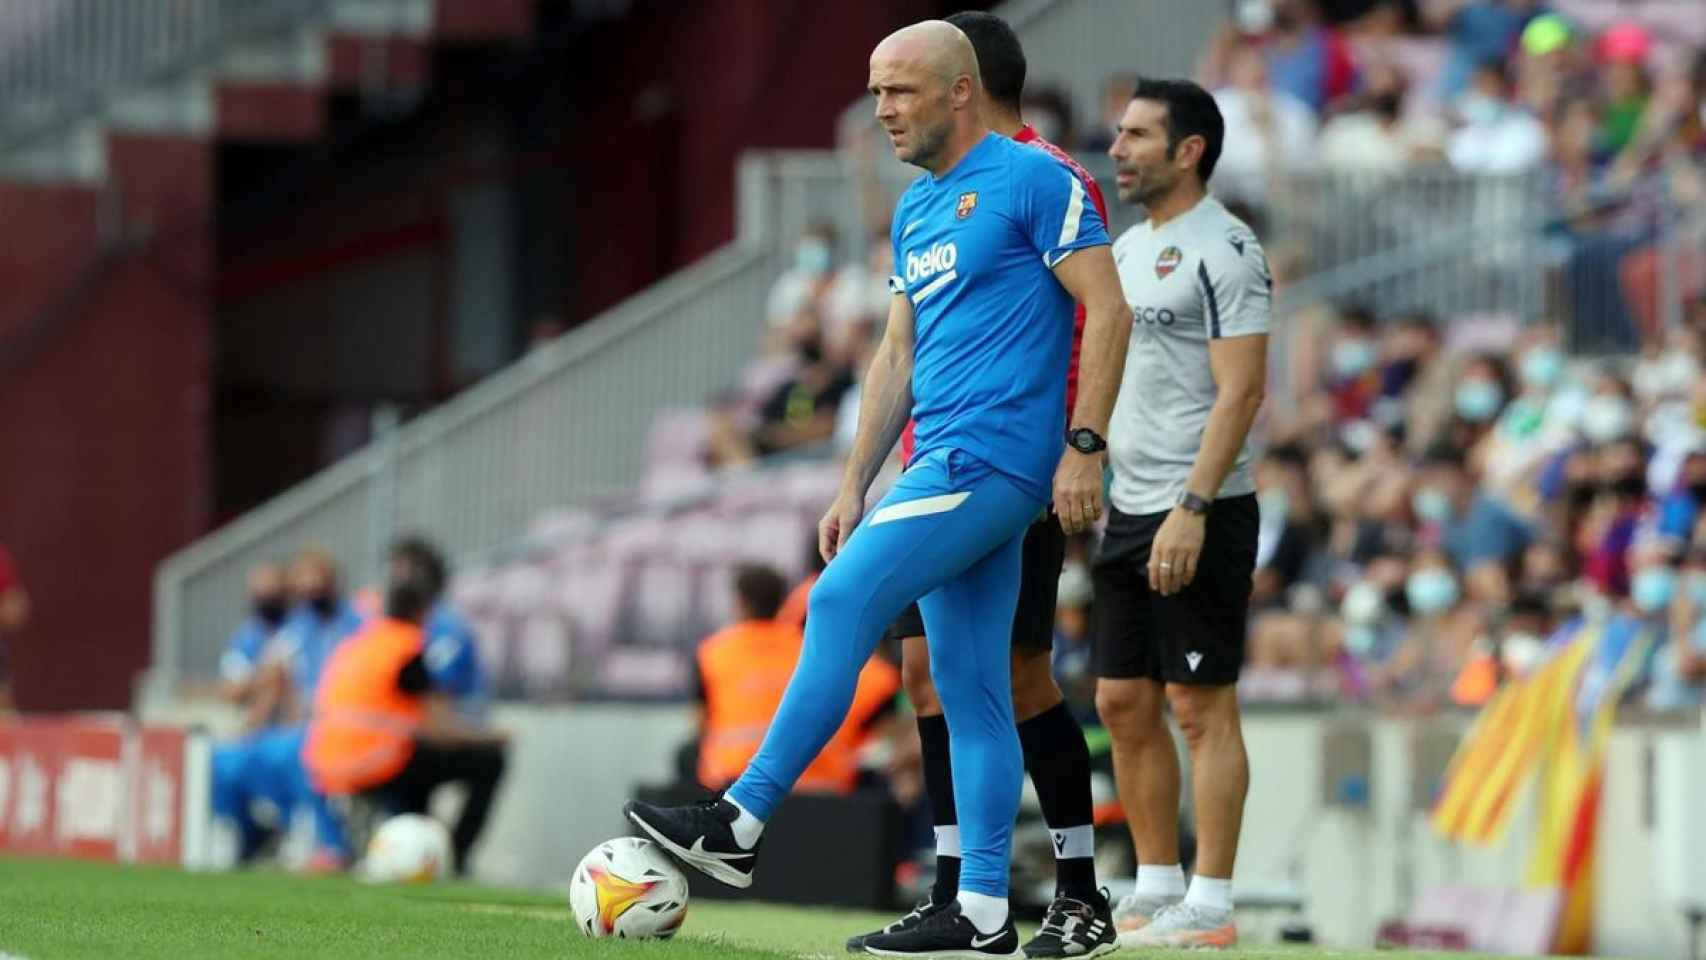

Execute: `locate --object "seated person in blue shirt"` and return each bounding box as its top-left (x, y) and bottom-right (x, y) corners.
top-left (388, 536), bottom-right (490, 723)
top-left (218, 562), bottom-right (294, 730)
top-left (279, 548), bottom-right (366, 705)
top-left (213, 550), bottom-right (364, 869)
top-left (1411, 444), bottom-right (1533, 577)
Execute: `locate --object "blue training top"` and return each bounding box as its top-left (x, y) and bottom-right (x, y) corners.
top-left (888, 132), bottom-right (1109, 500)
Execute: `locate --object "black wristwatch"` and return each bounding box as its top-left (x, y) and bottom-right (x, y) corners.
top-left (1066, 427), bottom-right (1107, 455)
top-left (1176, 490), bottom-right (1211, 515)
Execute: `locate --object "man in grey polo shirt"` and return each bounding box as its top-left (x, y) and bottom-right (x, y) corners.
top-left (1093, 77), bottom-right (1271, 951)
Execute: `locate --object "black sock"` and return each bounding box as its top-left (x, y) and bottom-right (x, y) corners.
top-left (1018, 701), bottom-right (1098, 901)
top-left (917, 712), bottom-right (959, 904)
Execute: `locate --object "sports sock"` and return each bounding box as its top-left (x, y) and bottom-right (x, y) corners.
top-left (956, 890), bottom-right (1009, 934)
top-left (1135, 863), bottom-right (1187, 898)
top-left (1185, 874), bottom-right (1233, 913)
top-left (1017, 701), bottom-right (1098, 901)
top-left (917, 712), bottom-right (960, 904)
top-left (725, 796), bottom-right (763, 850)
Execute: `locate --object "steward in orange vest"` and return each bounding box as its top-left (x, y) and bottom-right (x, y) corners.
top-left (303, 550), bottom-right (508, 877)
top-left (696, 564), bottom-right (899, 793)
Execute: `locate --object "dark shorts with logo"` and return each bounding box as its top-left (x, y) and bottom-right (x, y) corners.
top-left (882, 511), bottom-right (1066, 656)
top-left (1091, 496), bottom-right (1258, 686)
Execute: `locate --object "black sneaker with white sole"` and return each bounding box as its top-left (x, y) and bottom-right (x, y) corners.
top-left (623, 798), bottom-right (759, 889)
top-left (860, 901), bottom-right (1021, 958)
top-left (845, 897), bottom-right (952, 953)
top-left (1021, 889), bottom-right (1118, 958)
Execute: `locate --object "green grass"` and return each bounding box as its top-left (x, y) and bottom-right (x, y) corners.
top-left (0, 857), bottom-right (1508, 959)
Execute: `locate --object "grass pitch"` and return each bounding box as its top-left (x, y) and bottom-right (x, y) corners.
top-left (0, 857), bottom-right (1523, 959)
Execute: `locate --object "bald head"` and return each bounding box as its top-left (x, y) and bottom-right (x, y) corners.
top-left (873, 20), bottom-right (980, 88)
top-left (869, 20), bottom-right (986, 172)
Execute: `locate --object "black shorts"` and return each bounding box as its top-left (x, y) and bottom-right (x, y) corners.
top-left (883, 512), bottom-right (1066, 655)
top-left (1091, 495), bottom-right (1258, 686)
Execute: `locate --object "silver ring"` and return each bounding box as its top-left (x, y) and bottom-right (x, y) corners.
top-left (1159, 562), bottom-right (1173, 569)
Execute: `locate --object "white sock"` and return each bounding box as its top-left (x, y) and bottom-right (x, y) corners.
top-left (1135, 863), bottom-right (1187, 898)
top-left (1049, 825), bottom-right (1094, 859)
top-left (1185, 874), bottom-right (1233, 913)
top-left (725, 797), bottom-right (764, 849)
top-left (934, 825), bottom-right (961, 858)
top-left (956, 890), bottom-right (1008, 934)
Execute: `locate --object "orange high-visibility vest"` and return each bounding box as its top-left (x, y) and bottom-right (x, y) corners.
top-left (799, 654), bottom-right (900, 794)
top-left (696, 618), bottom-right (899, 794)
top-left (303, 617), bottom-right (427, 794)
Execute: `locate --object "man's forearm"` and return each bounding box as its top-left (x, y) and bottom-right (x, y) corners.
top-left (843, 339), bottom-right (914, 494)
top-left (1068, 300), bottom-right (1132, 435)
top-left (1184, 390), bottom-right (1263, 500)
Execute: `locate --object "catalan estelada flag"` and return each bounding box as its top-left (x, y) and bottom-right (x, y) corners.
top-left (1432, 615), bottom-right (1652, 955)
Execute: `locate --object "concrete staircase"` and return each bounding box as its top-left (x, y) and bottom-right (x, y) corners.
top-left (0, 0), bottom-right (534, 244)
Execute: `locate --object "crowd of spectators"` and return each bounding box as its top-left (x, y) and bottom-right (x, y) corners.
top-left (1246, 295), bottom-right (1706, 710)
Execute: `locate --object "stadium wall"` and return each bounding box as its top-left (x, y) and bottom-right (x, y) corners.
top-left (0, 135), bottom-right (214, 712)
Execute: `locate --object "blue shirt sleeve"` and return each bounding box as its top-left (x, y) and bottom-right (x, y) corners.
top-left (219, 620), bottom-right (266, 682)
top-left (1658, 491), bottom-right (1698, 541)
top-left (1460, 495), bottom-right (1533, 566)
top-left (424, 611), bottom-right (485, 698)
top-left (1017, 157), bottom-right (1109, 268)
top-left (887, 196), bottom-right (908, 295)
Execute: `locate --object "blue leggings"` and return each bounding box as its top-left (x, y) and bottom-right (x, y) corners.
top-left (212, 726), bottom-right (349, 859)
top-left (728, 448), bottom-right (1042, 897)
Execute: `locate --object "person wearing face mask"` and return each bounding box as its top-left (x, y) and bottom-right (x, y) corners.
top-left (1579, 437), bottom-right (1652, 599)
top-left (1381, 552), bottom-right (1478, 703)
top-left (1647, 544), bottom-right (1706, 710)
top-left (1325, 305), bottom-right (1380, 422)
top-left (219, 561), bottom-right (293, 725)
top-left (210, 559), bottom-right (348, 870)
top-left (1447, 59), bottom-right (1548, 174)
top-left (1483, 338), bottom-right (1574, 492)
top-left (1444, 354), bottom-right (1513, 452)
top-left (1412, 444), bottom-right (1533, 575)
top-left (766, 222), bottom-right (841, 328)
top-left (279, 548), bottom-right (365, 707)
top-left (1317, 62), bottom-right (1441, 174)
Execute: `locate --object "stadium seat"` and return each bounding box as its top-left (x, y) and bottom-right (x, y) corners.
top-left (645, 407), bottom-right (711, 465)
top-left (626, 558), bottom-right (696, 648)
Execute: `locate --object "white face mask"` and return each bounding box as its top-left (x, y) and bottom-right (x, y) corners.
top-left (1502, 632), bottom-right (1546, 675)
top-left (1459, 91), bottom-right (1504, 125)
top-left (1341, 581), bottom-right (1386, 626)
top-left (1581, 395), bottom-right (1634, 444)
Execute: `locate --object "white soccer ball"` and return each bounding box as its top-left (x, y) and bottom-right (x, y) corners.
top-left (364, 813), bottom-right (452, 884)
top-left (569, 836), bottom-right (690, 939)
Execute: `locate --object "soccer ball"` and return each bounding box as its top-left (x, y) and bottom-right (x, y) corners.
top-left (364, 814), bottom-right (451, 884)
top-left (569, 836), bottom-right (690, 939)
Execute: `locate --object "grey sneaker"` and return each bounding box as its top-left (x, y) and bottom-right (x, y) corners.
top-left (1124, 902), bottom-right (1237, 949)
top-left (1112, 891), bottom-right (1179, 940)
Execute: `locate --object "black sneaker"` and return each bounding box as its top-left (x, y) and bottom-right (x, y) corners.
top-left (1022, 889), bottom-right (1118, 958)
top-left (623, 798), bottom-right (759, 889)
top-left (861, 901), bottom-right (1020, 958)
top-left (845, 897), bottom-right (952, 952)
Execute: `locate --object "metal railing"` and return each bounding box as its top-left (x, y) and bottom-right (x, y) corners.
top-left (153, 244), bottom-right (777, 684)
top-left (0, 0), bottom-right (329, 157)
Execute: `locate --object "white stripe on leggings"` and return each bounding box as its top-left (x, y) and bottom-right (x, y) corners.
top-left (868, 492), bottom-right (970, 526)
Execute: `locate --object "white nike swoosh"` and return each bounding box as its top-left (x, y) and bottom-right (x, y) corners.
top-left (902, 219), bottom-right (925, 238)
top-left (970, 931), bottom-right (1006, 948)
top-left (687, 836), bottom-right (752, 861)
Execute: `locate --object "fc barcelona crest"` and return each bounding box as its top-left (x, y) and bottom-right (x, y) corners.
top-left (956, 191), bottom-right (978, 220)
top-left (1154, 245), bottom-right (1182, 279)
